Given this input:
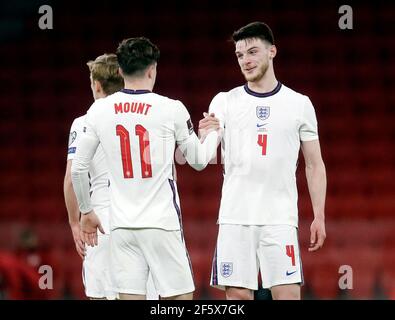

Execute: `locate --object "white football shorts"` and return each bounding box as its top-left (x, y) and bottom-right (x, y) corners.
top-left (210, 224), bottom-right (303, 290)
top-left (110, 228), bottom-right (195, 298)
top-left (83, 233), bottom-right (117, 299)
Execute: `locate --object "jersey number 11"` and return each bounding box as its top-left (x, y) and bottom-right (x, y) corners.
top-left (116, 124), bottom-right (153, 179)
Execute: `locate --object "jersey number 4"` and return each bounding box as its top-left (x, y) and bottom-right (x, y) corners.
top-left (286, 245), bottom-right (296, 266)
top-left (116, 124), bottom-right (152, 179)
top-left (257, 134), bottom-right (268, 155)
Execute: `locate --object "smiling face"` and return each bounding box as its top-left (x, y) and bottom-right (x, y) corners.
top-left (235, 37), bottom-right (276, 83)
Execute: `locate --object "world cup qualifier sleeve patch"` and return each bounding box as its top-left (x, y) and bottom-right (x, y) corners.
top-left (186, 118), bottom-right (194, 135)
top-left (68, 131), bottom-right (77, 146)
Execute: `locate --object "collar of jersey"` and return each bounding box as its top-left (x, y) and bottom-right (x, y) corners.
top-left (244, 81), bottom-right (282, 98)
top-left (120, 89), bottom-right (152, 94)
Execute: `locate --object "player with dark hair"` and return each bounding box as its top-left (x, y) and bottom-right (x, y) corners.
top-left (71, 37), bottom-right (220, 300)
top-left (200, 22), bottom-right (327, 300)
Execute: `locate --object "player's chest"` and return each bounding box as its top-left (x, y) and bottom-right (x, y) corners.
top-left (225, 100), bottom-right (300, 136)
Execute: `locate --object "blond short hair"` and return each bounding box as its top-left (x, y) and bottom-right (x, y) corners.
top-left (87, 53), bottom-right (124, 95)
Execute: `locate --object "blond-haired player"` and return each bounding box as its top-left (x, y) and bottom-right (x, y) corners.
top-left (64, 53), bottom-right (158, 299)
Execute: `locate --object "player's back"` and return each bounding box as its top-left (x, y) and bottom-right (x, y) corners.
top-left (85, 89), bottom-right (187, 231)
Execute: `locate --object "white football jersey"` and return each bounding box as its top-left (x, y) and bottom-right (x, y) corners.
top-left (67, 115), bottom-right (110, 233)
top-left (71, 89), bottom-right (218, 231)
top-left (209, 82), bottom-right (318, 227)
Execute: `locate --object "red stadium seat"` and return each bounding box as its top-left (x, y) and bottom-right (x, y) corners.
top-left (305, 244), bottom-right (380, 299)
top-left (379, 244), bottom-right (395, 298)
top-left (63, 248), bottom-right (85, 299)
top-left (326, 220), bottom-right (389, 248)
top-left (302, 247), bottom-right (340, 299)
top-left (188, 248), bottom-right (212, 299)
top-left (345, 247), bottom-right (381, 299)
top-left (30, 197), bottom-right (67, 223)
top-left (0, 198), bottom-right (32, 222)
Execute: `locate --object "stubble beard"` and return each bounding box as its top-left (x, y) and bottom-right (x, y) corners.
top-left (243, 62), bottom-right (269, 83)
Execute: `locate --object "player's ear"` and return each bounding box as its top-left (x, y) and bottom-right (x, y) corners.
top-left (147, 63), bottom-right (157, 80)
top-left (118, 67), bottom-right (124, 78)
top-left (269, 45), bottom-right (277, 59)
top-left (94, 80), bottom-right (103, 94)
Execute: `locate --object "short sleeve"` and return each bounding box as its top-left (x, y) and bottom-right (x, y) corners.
top-left (174, 100), bottom-right (195, 144)
top-left (300, 96), bottom-right (319, 142)
top-left (208, 92), bottom-right (226, 129)
top-left (84, 103), bottom-right (100, 140)
top-left (67, 118), bottom-right (82, 160)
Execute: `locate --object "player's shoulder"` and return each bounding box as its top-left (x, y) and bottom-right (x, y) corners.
top-left (151, 92), bottom-right (181, 105)
top-left (70, 115), bottom-right (86, 131)
top-left (213, 85), bottom-right (244, 100)
top-left (150, 92), bottom-right (188, 114)
top-left (90, 92), bottom-right (122, 110)
top-left (209, 87), bottom-right (240, 108)
top-left (280, 84), bottom-right (311, 104)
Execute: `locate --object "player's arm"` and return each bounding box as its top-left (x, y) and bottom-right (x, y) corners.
top-left (199, 93), bottom-right (226, 140)
top-left (198, 112), bottom-right (221, 142)
top-left (175, 102), bottom-right (219, 171)
top-left (63, 159), bottom-right (85, 258)
top-left (302, 140), bottom-right (326, 251)
top-left (300, 96), bottom-right (326, 252)
top-left (178, 129), bottom-right (219, 171)
top-left (71, 118), bottom-right (104, 246)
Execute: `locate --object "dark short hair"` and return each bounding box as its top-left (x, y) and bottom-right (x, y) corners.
top-left (116, 37), bottom-right (160, 76)
top-left (232, 22), bottom-right (274, 45)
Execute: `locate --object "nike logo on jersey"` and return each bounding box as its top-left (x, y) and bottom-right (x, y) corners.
top-left (286, 270), bottom-right (297, 276)
top-left (256, 123), bottom-right (268, 128)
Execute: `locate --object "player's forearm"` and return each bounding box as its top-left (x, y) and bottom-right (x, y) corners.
top-left (181, 131), bottom-right (219, 171)
top-left (305, 162), bottom-right (326, 220)
top-left (63, 174), bottom-right (80, 226)
top-left (71, 129), bottom-right (99, 214)
top-left (71, 159), bottom-right (93, 214)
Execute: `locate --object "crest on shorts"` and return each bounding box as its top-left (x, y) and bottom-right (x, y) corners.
top-left (221, 262), bottom-right (233, 278)
top-left (256, 106), bottom-right (270, 120)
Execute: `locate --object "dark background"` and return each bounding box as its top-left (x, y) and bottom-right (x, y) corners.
top-left (0, 0), bottom-right (394, 299)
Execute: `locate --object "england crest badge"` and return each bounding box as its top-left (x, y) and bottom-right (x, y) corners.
top-left (256, 106), bottom-right (270, 120)
top-left (221, 262), bottom-right (233, 278)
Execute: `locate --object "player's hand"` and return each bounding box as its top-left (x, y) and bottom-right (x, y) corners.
top-left (198, 112), bottom-right (220, 141)
top-left (309, 217), bottom-right (326, 252)
top-left (80, 210), bottom-right (105, 247)
top-left (70, 222), bottom-right (86, 259)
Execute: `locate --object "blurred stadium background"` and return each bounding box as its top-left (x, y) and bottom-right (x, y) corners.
top-left (0, 0), bottom-right (394, 299)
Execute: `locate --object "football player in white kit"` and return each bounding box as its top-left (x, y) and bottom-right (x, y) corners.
top-left (71, 38), bottom-right (220, 300)
top-left (200, 22), bottom-right (327, 300)
top-left (64, 53), bottom-right (158, 299)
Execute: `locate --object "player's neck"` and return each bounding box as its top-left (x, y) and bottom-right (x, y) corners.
top-left (247, 70), bottom-right (278, 94)
top-left (124, 79), bottom-right (154, 92)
